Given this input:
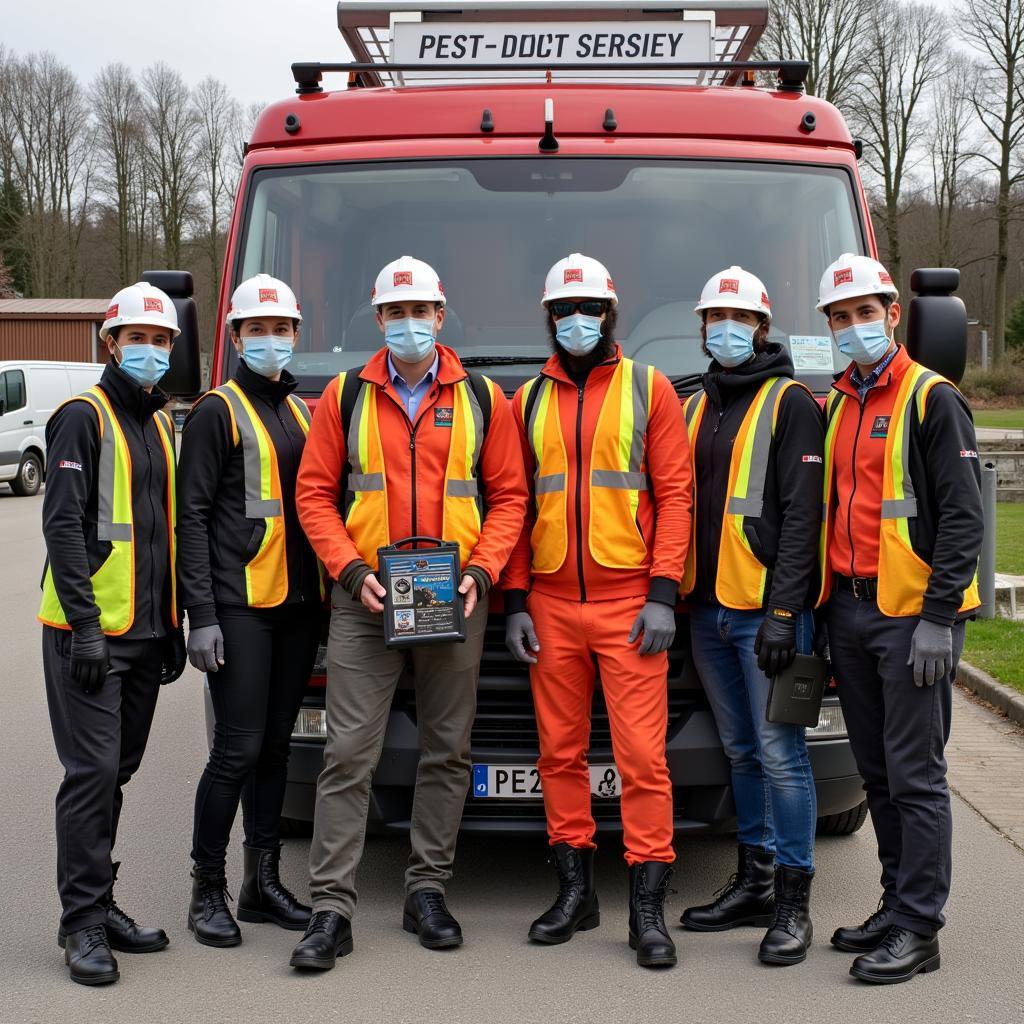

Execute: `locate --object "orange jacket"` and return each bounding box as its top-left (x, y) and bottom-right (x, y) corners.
top-left (503, 347), bottom-right (692, 606)
top-left (296, 344), bottom-right (528, 586)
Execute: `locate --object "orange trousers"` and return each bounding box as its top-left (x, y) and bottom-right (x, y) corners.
top-left (527, 590), bottom-right (675, 865)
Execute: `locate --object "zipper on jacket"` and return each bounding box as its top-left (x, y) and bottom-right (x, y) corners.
top-left (408, 415), bottom-right (422, 541)
top-left (275, 398), bottom-right (306, 603)
top-left (144, 430), bottom-right (161, 638)
top-left (575, 384), bottom-right (587, 603)
top-left (846, 398), bottom-right (868, 576)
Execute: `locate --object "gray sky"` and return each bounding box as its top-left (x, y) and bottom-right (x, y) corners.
top-left (4, 0), bottom-right (964, 110)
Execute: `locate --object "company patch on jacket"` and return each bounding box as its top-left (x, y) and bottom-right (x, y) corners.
top-left (870, 415), bottom-right (890, 438)
top-left (143, 297), bottom-right (163, 313)
top-left (434, 407), bottom-right (454, 428)
top-left (59, 460), bottom-right (83, 471)
top-left (960, 449), bottom-right (979, 458)
top-left (258, 288), bottom-right (278, 303)
top-left (802, 454), bottom-right (822, 464)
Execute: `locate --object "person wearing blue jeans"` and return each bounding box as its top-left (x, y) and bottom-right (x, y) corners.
top-left (678, 267), bottom-right (824, 966)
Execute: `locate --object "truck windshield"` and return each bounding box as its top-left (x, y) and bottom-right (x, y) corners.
top-left (235, 159), bottom-right (862, 392)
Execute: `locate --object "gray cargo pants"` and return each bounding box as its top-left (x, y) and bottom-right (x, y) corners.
top-left (307, 584), bottom-right (487, 919)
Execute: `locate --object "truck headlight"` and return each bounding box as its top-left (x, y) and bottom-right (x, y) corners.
top-left (293, 707), bottom-right (328, 740)
top-left (806, 703), bottom-right (847, 740)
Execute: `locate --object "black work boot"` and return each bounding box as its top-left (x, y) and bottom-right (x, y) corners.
top-left (187, 868), bottom-right (241, 947)
top-left (58, 862), bottom-right (169, 953)
top-left (681, 844), bottom-right (775, 932)
top-left (289, 910), bottom-right (354, 971)
top-left (628, 862), bottom-right (677, 968)
top-left (403, 889), bottom-right (463, 949)
top-left (831, 900), bottom-right (896, 953)
top-left (850, 926), bottom-right (940, 984)
top-left (237, 845), bottom-right (312, 931)
top-left (65, 924), bottom-right (119, 986)
top-left (758, 866), bottom-right (813, 966)
top-left (528, 844), bottom-right (600, 945)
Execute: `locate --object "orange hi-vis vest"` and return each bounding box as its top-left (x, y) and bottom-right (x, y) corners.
top-left (207, 380), bottom-right (313, 608)
top-left (38, 386), bottom-right (178, 635)
top-left (339, 371), bottom-right (489, 572)
top-left (817, 362), bottom-right (981, 617)
top-left (521, 357), bottom-right (655, 573)
top-left (680, 376), bottom-right (806, 609)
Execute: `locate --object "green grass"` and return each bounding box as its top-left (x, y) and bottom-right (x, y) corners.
top-left (974, 408), bottom-right (1024, 430)
top-left (996, 504), bottom-right (1024, 575)
top-left (963, 617), bottom-right (1024, 694)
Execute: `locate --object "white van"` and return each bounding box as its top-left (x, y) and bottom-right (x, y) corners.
top-left (0, 361), bottom-right (105, 496)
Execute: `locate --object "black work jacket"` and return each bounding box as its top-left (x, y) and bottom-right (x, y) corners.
top-left (41, 360), bottom-right (174, 639)
top-left (689, 343), bottom-right (825, 614)
top-left (176, 361), bottom-right (319, 626)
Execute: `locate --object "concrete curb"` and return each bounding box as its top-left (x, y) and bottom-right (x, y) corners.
top-left (957, 660), bottom-right (1024, 728)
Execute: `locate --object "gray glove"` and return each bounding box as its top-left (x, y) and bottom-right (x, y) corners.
top-left (187, 624), bottom-right (225, 675)
top-left (907, 619), bottom-right (952, 688)
top-left (628, 601), bottom-right (676, 656)
top-left (505, 612), bottom-right (540, 665)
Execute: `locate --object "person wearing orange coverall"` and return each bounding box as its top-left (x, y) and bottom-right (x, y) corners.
top-left (503, 254), bottom-right (692, 969)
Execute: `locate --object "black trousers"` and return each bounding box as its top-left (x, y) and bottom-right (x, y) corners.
top-left (42, 626), bottom-right (163, 931)
top-left (191, 604), bottom-right (320, 872)
top-left (827, 588), bottom-right (965, 937)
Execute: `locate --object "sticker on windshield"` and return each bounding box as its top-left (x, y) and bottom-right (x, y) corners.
top-left (789, 336), bottom-right (835, 374)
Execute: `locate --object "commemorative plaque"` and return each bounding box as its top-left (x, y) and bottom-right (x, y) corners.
top-left (378, 536), bottom-right (466, 649)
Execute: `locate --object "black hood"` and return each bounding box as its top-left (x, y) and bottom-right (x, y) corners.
top-left (703, 342), bottom-right (794, 409)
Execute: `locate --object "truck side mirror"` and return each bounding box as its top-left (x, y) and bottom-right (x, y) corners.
top-left (142, 269), bottom-right (203, 398)
top-left (906, 268), bottom-right (967, 386)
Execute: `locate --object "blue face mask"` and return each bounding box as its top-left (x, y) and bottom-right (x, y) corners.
top-left (555, 313), bottom-right (603, 356)
top-left (833, 319), bottom-right (892, 365)
top-left (385, 318), bottom-right (436, 362)
top-left (706, 319), bottom-right (756, 368)
top-left (242, 336), bottom-right (294, 377)
top-left (117, 344), bottom-right (170, 388)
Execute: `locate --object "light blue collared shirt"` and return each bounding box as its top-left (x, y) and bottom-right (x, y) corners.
top-left (388, 351), bottom-right (439, 422)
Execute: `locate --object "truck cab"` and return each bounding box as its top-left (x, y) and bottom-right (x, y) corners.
top-left (189, 0), bottom-right (913, 838)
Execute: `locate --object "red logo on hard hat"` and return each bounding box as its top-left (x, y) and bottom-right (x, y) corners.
top-left (761, 292), bottom-right (771, 308)
top-left (258, 288), bottom-right (278, 303)
top-left (143, 297), bottom-right (163, 313)
top-left (719, 279), bottom-right (740, 295)
top-left (879, 271), bottom-right (894, 285)
top-left (394, 271), bottom-right (414, 288)
top-left (607, 278), bottom-right (615, 292)
top-left (564, 269), bottom-right (584, 285)
top-left (106, 304), bottom-right (119, 320)
top-left (834, 268), bottom-right (854, 287)
top-left (438, 281), bottom-right (444, 295)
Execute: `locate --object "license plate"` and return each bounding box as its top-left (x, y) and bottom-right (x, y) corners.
top-left (472, 763), bottom-right (621, 800)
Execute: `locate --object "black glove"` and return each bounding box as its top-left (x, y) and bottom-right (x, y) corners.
top-left (754, 608), bottom-right (797, 678)
top-left (161, 627), bottom-right (187, 685)
top-left (70, 621), bottom-right (110, 694)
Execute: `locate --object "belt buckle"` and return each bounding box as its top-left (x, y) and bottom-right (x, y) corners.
top-left (852, 577), bottom-right (870, 601)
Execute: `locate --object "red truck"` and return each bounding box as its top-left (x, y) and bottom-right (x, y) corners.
top-left (158, 0), bottom-right (967, 839)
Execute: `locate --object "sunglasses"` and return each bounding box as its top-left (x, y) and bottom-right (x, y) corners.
top-left (549, 300), bottom-right (608, 318)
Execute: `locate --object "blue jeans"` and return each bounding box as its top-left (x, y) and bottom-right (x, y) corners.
top-left (689, 605), bottom-right (817, 871)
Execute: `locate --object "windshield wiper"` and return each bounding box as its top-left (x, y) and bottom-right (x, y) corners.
top-left (460, 355), bottom-right (549, 367)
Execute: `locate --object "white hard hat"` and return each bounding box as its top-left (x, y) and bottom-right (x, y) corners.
top-left (817, 254), bottom-right (899, 313)
top-left (542, 253), bottom-right (618, 308)
top-left (694, 266), bottom-right (772, 322)
top-left (371, 256), bottom-right (446, 307)
top-left (100, 282), bottom-right (180, 341)
top-left (226, 274), bottom-right (302, 326)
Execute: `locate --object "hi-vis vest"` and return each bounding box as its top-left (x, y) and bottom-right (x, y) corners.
top-left (680, 377), bottom-right (805, 609)
top-left (339, 371), bottom-right (490, 571)
top-left (207, 380), bottom-right (313, 608)
top-left (521, 358), bottom-right (654, 573)
top-left (38, 386), bottom-right (178, 636)
top-left (817, 363), bottom-right (981, 618)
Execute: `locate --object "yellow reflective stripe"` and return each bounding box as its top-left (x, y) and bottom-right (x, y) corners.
top-left (154, 409), bottom-right (179, 627)
top-left (617, 358), bottom-right (635, 473)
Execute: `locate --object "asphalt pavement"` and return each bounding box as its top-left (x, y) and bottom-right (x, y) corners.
top-left (2, 490), bottom-right (1023, 1024)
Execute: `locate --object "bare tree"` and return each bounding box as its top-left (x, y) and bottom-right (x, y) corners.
top-left (847, 0), bottom-right (949, 297)
top-left (961, 0), bottom-right (1024, 366)
top-left (756, 0), bottom-right (870, 104)
top-left (192, 77), bottom-right (241, 301)
top-left (930, 54), bottom-right (976, 267)
top-left (141, 63), bottom-right (200, 268)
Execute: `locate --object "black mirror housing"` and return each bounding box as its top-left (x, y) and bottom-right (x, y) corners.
top-left (143, 269), bottom-right (203, 398)
top-left (906, 268), bottom-right (968, 386)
